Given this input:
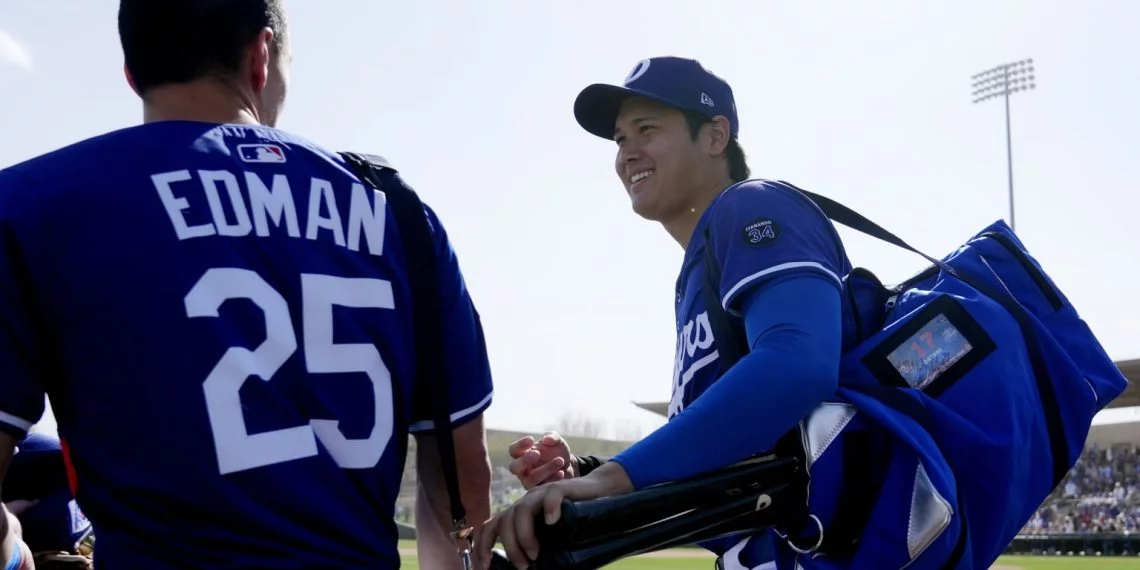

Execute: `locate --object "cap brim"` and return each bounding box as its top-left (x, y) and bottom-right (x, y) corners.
top-left (573, 83), bottom-right (664, 141)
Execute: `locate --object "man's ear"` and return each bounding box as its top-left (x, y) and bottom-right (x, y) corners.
top-left (123, 65), bottom-right (140, 97)
top-left (705, 116), bottom-right (731, 157)
top-left (247, 28), bottom-right (274, 93)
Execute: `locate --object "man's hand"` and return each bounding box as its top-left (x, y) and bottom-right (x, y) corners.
top-left (475, 462), bottom-right (634, 570)
top-left (507, 432), bottom-right (575, 490)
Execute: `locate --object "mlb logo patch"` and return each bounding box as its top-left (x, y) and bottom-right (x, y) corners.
top-left (237, 143), bottom-right (287, 163)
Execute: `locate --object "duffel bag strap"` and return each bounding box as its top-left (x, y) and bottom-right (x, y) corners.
top-left (777, 181), bottom-right (956, 277)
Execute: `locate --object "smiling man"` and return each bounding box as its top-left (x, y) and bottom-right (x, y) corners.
top-left (480, 57), bottom-right (852, 570)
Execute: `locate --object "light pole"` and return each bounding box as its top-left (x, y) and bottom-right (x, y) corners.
top-left (971, 58), bottom-right (1036, 233)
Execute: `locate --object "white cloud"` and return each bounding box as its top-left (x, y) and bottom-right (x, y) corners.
top-left (0, 27), bottom-right (33, 71)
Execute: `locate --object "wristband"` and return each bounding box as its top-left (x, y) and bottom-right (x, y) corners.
top-left (575, 455), bottom-right (608, 477)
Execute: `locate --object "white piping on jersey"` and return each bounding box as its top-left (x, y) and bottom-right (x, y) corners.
top-left (408, 390), bottom-right (494, 433)
top-left (722, 261), bottom-right (842, 315)
top-left (0, 409), bottom-right (34, 431)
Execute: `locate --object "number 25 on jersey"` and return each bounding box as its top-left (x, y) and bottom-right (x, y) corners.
top-left (185, 267), bottom-right (395, 475)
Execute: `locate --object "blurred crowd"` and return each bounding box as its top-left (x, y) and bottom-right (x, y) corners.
top-left (1022, 443), bottom-right (1140, 535)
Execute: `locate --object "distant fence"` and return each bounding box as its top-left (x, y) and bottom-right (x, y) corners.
top-left (1005, 533), bottom-right (1140, 556)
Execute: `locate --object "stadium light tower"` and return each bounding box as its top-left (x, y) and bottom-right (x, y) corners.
top-left (971, 58), bottom-right (1036, 233)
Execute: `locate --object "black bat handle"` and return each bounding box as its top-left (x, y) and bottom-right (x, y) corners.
top-left (531, 499), bottom-right (582, 549)
top-left (483, 505), bottom-right (582, 570)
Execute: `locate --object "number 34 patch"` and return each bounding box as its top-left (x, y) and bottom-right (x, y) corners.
top-left (741, 218), bottom-right (781, 247)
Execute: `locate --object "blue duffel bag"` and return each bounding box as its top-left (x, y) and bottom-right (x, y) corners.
top-left (704, 184), bottom-right (1129, 570)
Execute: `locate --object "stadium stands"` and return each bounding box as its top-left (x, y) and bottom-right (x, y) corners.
top-left (1025, 444), bottom-right (1140, 534)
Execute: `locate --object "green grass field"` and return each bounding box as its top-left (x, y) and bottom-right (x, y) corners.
top-left (394, 540), bottom-right (1140, 569)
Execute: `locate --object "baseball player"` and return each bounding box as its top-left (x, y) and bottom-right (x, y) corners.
top-left (0, 1), bottom-right (494, 568)
top-left (477, 56), bottom-right (852, 570)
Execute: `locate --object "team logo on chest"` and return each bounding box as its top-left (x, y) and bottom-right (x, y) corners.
top-left (669, 310), bottom-right (720, 417)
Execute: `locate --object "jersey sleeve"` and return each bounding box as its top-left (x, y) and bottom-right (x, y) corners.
top-left (408, 204), bottom-right (494, 434)
top-left (708, 181), bottom-right (847, 315)
top-left (0, 169), bottom-right (47, 439)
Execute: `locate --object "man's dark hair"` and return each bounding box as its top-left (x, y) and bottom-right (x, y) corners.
top-left (683, 110), bottom-right (751, 183)
top-left (118, 0), bottom-right (287, 95)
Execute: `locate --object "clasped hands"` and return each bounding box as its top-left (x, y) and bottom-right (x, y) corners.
top-left (472, 433), bottom-right (633, 570)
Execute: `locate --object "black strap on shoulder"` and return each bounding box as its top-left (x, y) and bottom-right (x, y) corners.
top-left (776, 181), bottom-right (956, 277)
top-left (699, 179), bottom-right (954, 356)
top-left (338, 152), bottom-right (468, 531)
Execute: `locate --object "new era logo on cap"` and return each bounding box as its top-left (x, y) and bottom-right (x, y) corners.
top-left (574, 56), bottom-right (739, 141)
top-left (237, 144), bottom-right (286, 164)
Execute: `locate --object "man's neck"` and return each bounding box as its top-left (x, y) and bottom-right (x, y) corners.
top-left (662, 176), bottom-right (736, 249)
top-left (141, 80), bottom-right (262, 126)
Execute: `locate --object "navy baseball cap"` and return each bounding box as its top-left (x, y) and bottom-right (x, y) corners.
top-left (574, 56), bottom-right (739, 141)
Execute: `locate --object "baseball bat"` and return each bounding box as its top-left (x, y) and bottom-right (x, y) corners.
top-left (534, 453), bottom-right (802, 550)
top-left (515, 453), bottom-right (806, 570)
top-left (531, 480), bottom-right (802, 570)
top-left (488, 493), bottom-right (789, 570)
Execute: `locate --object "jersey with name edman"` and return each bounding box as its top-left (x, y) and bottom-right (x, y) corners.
top-left (0, 121), bottom-right (493, 569)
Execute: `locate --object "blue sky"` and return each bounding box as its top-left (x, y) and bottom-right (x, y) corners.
top-left (2, 0), bottom-right (1138, 439)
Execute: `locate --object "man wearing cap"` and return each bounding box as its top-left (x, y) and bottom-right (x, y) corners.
top-left (477, 57), bottom-right (851, 570)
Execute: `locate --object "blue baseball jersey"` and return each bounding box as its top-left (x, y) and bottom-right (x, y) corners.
top-left (669, 179), bottom-right (852, 418)
top-left (0, 122), bottom-right (494, 569)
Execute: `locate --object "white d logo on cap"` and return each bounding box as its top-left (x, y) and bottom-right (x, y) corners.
top-left (624, 59), bottom-right (652, 85)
